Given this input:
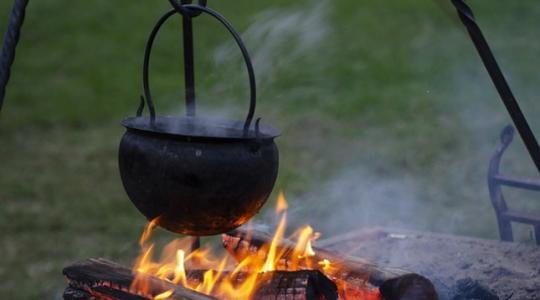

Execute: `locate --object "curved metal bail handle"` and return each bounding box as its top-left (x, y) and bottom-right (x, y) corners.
top-left (143, 3), bottom-right (257, 135)
top-left (451, 0), bottom-right (540, 173)
top-left (142, 10), bottom-right (176, 123)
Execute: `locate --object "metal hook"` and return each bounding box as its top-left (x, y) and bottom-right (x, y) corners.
top-left (168, 0), bottom-right (207, 17)
top-left (255, 118), bottom-right (261, 142)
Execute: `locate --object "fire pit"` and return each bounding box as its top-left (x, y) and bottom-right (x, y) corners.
top-left (63, 194), bottom-right (437, 300)
top-left (319, 227), bottom-right (540, 300)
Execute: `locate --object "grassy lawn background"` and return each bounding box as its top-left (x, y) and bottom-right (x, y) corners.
top-left (1, 0), bottom-right (539, 298)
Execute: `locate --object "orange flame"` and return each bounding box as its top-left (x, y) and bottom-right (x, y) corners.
top-left (275, 191), bottom-right (288, 213)
top-left (130, 193), bottom-right (378, 299)
top-left (262, 197), bottom-right (287, 272)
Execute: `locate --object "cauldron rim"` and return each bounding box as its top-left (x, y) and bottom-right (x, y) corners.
top-left (122, 115), bottom-right (280, 141)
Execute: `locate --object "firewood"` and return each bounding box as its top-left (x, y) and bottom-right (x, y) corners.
top-left (223, 229), bottom-right (406, 286)
top-left (379, 274), bottom-right (438, 300)
top-left (223, 229), bottom-right (438, 300)
top-left (254, 270), bottom-right (337, 300)
top-left (63, 259), bottom-right (337, 300)
top-left (63, 287), bottom-right (96, 300)
top-left (183, 270), bottom-right (337, 300)
top-left (63, 258), bottom-right (217, 300)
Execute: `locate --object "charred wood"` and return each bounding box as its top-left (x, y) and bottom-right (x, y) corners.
top-left (379, 274), bottom-right (438, 300)
top-left (184, 270), bottom-right (337, 300)
top-left (63, 259), bottom-right (337, 300)
top-left (63, 258), bottom-right (216, 300)
top-left (223, 229), bottom-right (438, 300)
top-left (254, 270), bottom-right (337, 300)
top-left (63, 287), bottom-right (96, 300)
top-left (223, 229), bottom-right (406, 286)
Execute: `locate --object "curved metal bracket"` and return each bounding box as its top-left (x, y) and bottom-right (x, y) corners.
top-left (488, 125), bottom-right (514, 177)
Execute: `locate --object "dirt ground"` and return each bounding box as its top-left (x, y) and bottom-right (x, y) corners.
top-left (319, 227), bottom-right (540, 300)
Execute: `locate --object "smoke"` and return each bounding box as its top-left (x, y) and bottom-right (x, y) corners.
top-left (277, 50), bottom-right (540, 243)
top-left (213, 0), bottom-right (330, 97)
top-left (163, 0), bottom-right (331, 128)
top-left (293, 167), bottom-right (431, 234)
top-left (186, 0), bottom-right (540, 242)
top-left (250, 1), bottom-right (540, 242)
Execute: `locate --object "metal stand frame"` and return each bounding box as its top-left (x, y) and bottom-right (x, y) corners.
top-left (451, 0), bottom-right (540, 173)
top-left (488, 125), bottom-right (540, 245)
top-left (0, 0), bottom-right (29, 111)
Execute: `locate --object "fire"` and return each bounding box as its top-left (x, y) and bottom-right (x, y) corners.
top-left (275, 191), bottom-right (288, 213)
top-left (154, 290), bottom-right (173, 299)
top-left (130, 193), bottom-right (377, 299)
top-left (262, 195), bottom-right (287, 272)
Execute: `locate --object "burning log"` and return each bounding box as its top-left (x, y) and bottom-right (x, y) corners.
top-left (254, 270), bottom-right (337, 300)
top-left (223, 229), bottom-right (406, 286)
top-left (223, 229), bottom-right (438, 300)
top-left (63, 258), bottom-right (217, 300)
top-left (184, 270), bottom-right (338, 300)
top-left (63, 259), bottom-right (338, 300)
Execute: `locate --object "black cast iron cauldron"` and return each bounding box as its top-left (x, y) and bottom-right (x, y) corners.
top-left (119, 2), bottom-right (279, 236)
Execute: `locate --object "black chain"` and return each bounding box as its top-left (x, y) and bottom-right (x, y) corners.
top-left (0, 0), bottom-right (29, 112)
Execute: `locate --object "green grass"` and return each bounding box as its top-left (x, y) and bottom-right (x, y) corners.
top-left (1, 0), bottom-right (540, 298)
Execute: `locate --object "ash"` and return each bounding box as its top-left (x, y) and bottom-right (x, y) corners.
top-left (322, 227), bottom-right (540, 300)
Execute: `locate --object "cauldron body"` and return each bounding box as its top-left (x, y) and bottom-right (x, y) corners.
top-left (119, 116), bottom-right (279, 236)
top-left (122, 3), bottom-right (279, 235)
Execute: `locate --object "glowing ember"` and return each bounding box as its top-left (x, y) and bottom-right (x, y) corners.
top-left (130, 192), bottom-right (378, 299)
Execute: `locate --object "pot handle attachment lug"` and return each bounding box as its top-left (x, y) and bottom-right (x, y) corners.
top-left (250, 118), bottom-right (263, 153)
top-left (140, 1), bottom-right (257, 136)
